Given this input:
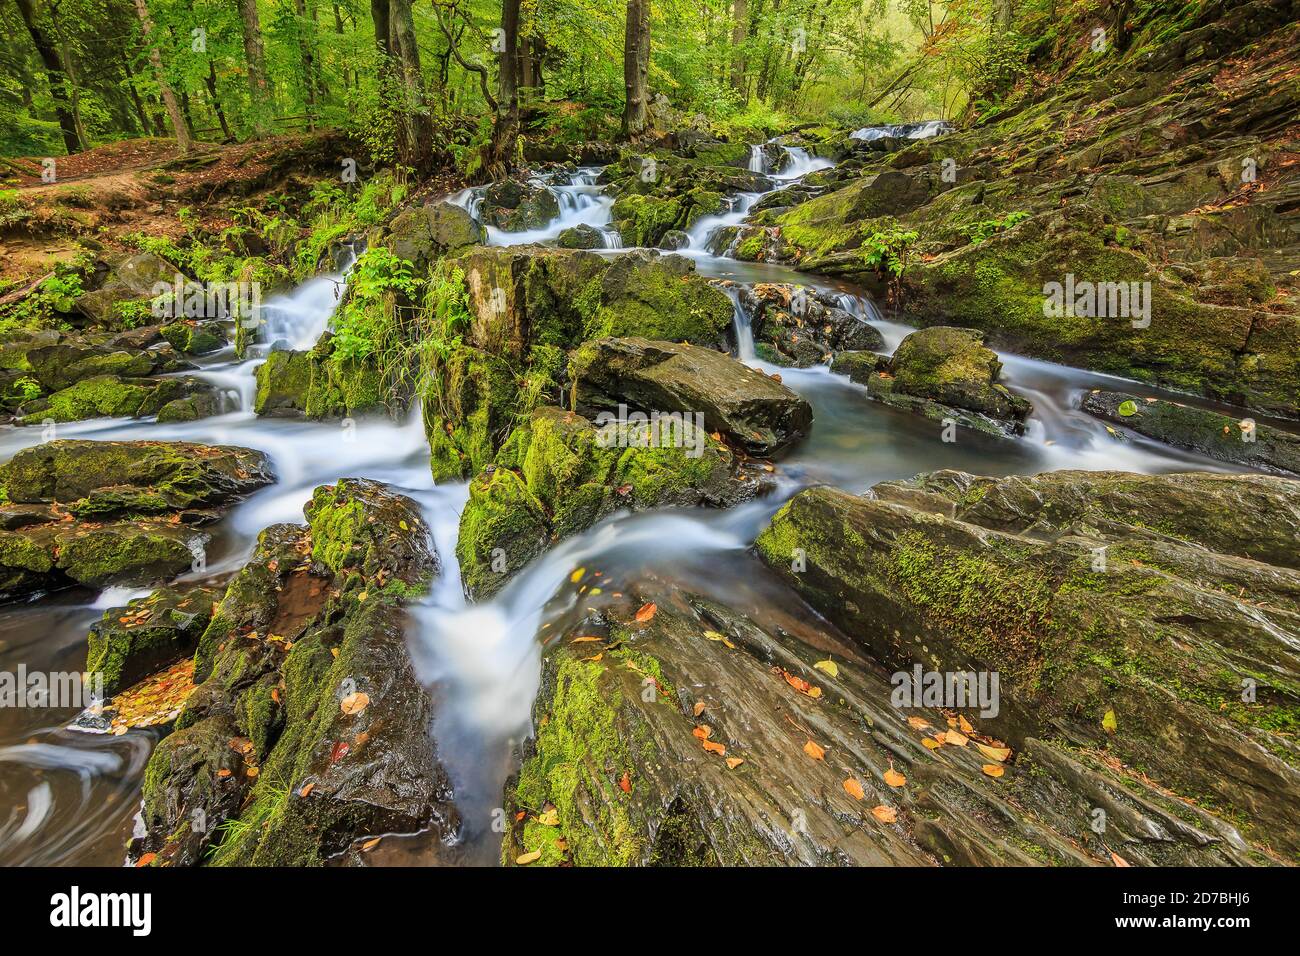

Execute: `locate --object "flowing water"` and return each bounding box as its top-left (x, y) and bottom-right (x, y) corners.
top-left (0, 133), bottom-right (1251, 866)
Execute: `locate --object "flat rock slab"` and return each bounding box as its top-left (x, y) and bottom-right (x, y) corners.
top-left (570, 336), bottom-right (814, 455)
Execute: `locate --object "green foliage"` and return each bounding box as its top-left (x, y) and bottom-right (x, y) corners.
top-left (963, 211), bottom-right (1030, 244)
top-left (330, 247), bottom-right (423, 363)
top-left (861, 226), bottom-right (919, 277)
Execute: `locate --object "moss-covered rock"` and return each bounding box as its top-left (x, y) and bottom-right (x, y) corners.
top-left (86, 585), bottom-right (219, 695)
top-left (1082, 390), bottom-right (1300, 475)
top-left (136, 478), bottom-right (458, 867)
top-left (754, 470), bottom-right (1300, 858)
top-left (386, 200), bottom-right (485, 271)
top-left (456, 405), bottom-right (762, 598)
top-left (253, 349), bottom-right (312, 417)
top-left (480, 179), bottom-right (561, 231)
top-left (732, 281), bottom-right (885, 366)
top-left (161, 320), bottom-right (227, 355)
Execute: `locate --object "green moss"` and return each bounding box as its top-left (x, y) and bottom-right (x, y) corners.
top-left (306, 494), bottom-right (363, 575)
top-left (24, 375), bottom-right (149, 423)
top-left (511, 650), bottom-right (643, 866)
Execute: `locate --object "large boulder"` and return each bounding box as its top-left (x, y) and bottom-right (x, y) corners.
top-left (74, 252), bottom-right (177, 326)
top-left (754, 470), bottom-right (1300, 859)
top-left (501, 582), bottom-right (1257, 867)
top-left (1082, 390), bottom-right (1300, 475)
top-left (569, 337), bottom-right (814, 456)
top-left (480, 179), bottom-right (561, 232)
top-left (456, 406), bottom-right (765, 598)
top-left (386, 201), bottom-right (485, 271)
top-left (861, 326), bottom-right (1032, 436)
top-left (135, 478), bottom-right (459, 866)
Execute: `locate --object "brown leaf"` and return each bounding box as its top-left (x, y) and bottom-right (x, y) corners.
top-left (299, 782), bottom-right (315, 798)
top-left (634, 602), bottom-right (657, 623)
top-left (803, 740), bottom-right (825, 761)
top-left (945, 730), bottom-right (969, 747)
top-left (843, 777), bottom-right (865, 800)
top-left (906, 716), bottom-right (931, 730)
top-left (981, 763), bottom-right (1005, 779)
top-left (618, 771), bottom-right (632, 793)
top-left (781, 669), bottom-right (823, 699)
top-left (1110, 850), bottom-right (1131, 868)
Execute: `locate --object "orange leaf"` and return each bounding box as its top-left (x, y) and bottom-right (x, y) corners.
top-left (692, 724), bottom-right (713, 740)
top-left (958, 714), bottom-right (975, 734)
top-left (725, 757), bottom-right (745, 769)
top-left (702, 739), bottom-right (727, 756)
top-left (1110, 850), bottom-right (1131, 867)
top-left (781, 669), bottom-right (823, 699)
top-left (871, 805), bottom-right (898, 824)
top-left (135, 853), bottom-right (156, 868)
top-left (299, 782), bottom-right (315, 797)
top-left (981, 763), bottom-right (1005, 779)
top-left (634, 602), bottom-right (657, 623)
top-left (843, 777), bottom-right (865, 800)
top-left (906, 716), bottom-right (931, 730)
top-left (884, 767), bottom-right (906, 788)
top-left (803, 740), bottom-right (825, 760)
top-left (618, 771), bottom-right (632, 793)
top-left (692, 701), bottom-right (706, 717)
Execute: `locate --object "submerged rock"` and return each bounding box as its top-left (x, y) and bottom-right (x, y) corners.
top-left (556, 223), bottom-right (606, 250)
top-left (456, 406), bottom-right (765, 598)
top-left (754, 469), bottom-right (1300, 859)
top-left (480, 179), bottom-right (561, 232)
top-left (569, 337), bottom-right (814, 455)
top-left (1082, 390), bottom-right (1300, 475)
top-left (135, 478), bottom-right (458, 867)
top-left (860, 326), bottom-right (1031, 436)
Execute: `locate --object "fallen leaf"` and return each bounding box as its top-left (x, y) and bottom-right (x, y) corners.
top-left (921, 737), bottom-right (942, 750)
top-left (884, 766), bottom-right (906, 788)
top-left (1102, 708), bottom-right (1118, 734)
top-left (906, 716), bottom-right (931, 730)
top-left (581, 652), bottom-right (603, 663)
top-left (516, 850), bottom-right (542, 865)
top-left (570, 635), bottom-right (602, 643)
top-left (843, 777), bottom-right (865, 800)
top-left (781, 669), bottom-right (823, 699)
top-left (976, 743), bottom-right (1011, 763)
top-left (692, 725), bottom-right (713, 740)
top-left (1110, 850), bottom-right (1131, 868)
top-left (634, 602), bottom-right (657, 623)
top-left (538, 808), bottom-right (560, 826)
top-left (217, 768), bottom-right (233, 778)
top-left (803, 740), bottom-right (825, 761)
top-left (958, 714), bottom-right (974, 734)
top-left (945, 730), bottom-right (969, 747)
top-left (340, 691), bottom-right (370, 716)
top-left (618, 771), bottom-right (632, 793)
top-left (569, 567), bottom-right (585, 583)
top-left (361, 838), bottom-right (381, 851)
top-left (692, 701), bottom-right (706, 717)
top-left (702, 739), bottom-right (727, 756)
top-left (135, 853), bottom-right (156, 867)
top-left (246, 766), bottom-right (260, 778)
top-left (981, 763), bottom-right (1005, 779)
top-left (871, 805), bottom-right (898, 824)
top-left (725, 757), bottom-right (745, 769)
top-left (814, 658), bottom-right (839, 678)
top-left (299, 783), bottom-right (315, 798)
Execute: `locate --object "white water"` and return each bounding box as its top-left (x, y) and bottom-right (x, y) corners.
top-left (448, 166), bottom-right (621, 248)
top-left (0, 132), bottom-right (1259, 866)
top-left (850, 120), bottom-right (953, 142)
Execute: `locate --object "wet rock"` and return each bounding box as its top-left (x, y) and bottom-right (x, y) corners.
top-left (86, 585), bottom-right (220, 695)
top-left (569, 337), bottom-right (814, 455)
top-left (754, 470), bottom-right (1300, 858)
top-left (1082, 390), bottom-right (1300, 475)
top-left (24, 342), bottom-right (156, 392)
top-left (161, 320), bottom-right (227, 356)
top-left (863, 326), bottom-right (1032, 436)
top-left (480, 179), bottom-right (561, 231)
top-left (456, 406), bottom-right (764, 598)
top-left (732, 282), bottom-right (885, 367)
top-left (556, 224), bottom-right (605, 250)
top-left (658, 229), bottom-right (690, 251)
top-left (830, 350), bottom-right (890, 384)
top-left (386, 200), bottom-right (485, 270)
top-left (136, 478), bottom-right (458, 867)
top-left (502, 587), bottom-right (1254, 866)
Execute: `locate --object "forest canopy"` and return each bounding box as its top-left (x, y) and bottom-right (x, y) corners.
top-left (2, 0), bottom-right (1043, 165)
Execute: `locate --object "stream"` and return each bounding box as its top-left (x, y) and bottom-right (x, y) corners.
top-left (0, 132), bottom-right (1248, 867)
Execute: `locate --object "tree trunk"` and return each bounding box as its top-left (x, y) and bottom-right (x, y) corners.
top-left (13, 0), bottom-right (81, 152)
top-left (236, 0), bottom-right (269, 104)
top-left (206, 60), bottom-right (232, 140)
top-left (133, 0), bottom-right (191, 151)
top-left (729, 0), bottom-right (747, 99)
top-left (293, 0), bottom-right (318, 128)
top-left (621, 0), bottom-right (649, 138)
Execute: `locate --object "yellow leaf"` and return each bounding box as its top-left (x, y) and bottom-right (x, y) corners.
top-left (569, 567), bottom-right (585, 583)
top-left (725, 757), bottom-right (744, 769)
top-left (357, 592), bottom-right (367, 603)
top-left (871, 805), bottom-right (898, 824)
top-left (843, 777), bottom-right (865, 800)
top-left (814, 658), bottom-right (839, 678)
top-left (976, 743), bottom-right (1011, 763)
top-left (884, 767), bottom-right (906, 788)
top-left (1102, 709), bottom-right (1118, 734)
top-left (803, 740), bottom-right (825, 761)
top-left (982, 763), bottom-right (1005, 778)
top-left (906, 716), bottom-right (931, 730)
top-left (537, 808), bottom-right (559, 826)
top-left (922, 737), bottom-right (942, 750)
top-left (945, 730), bottom-right (969, 747)
top-left (958, 714), bottom-right (974, 734)
top-left (361, 838), bottom-right (381, 851)
top-left (516, 850), bottom-right (542, 865)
